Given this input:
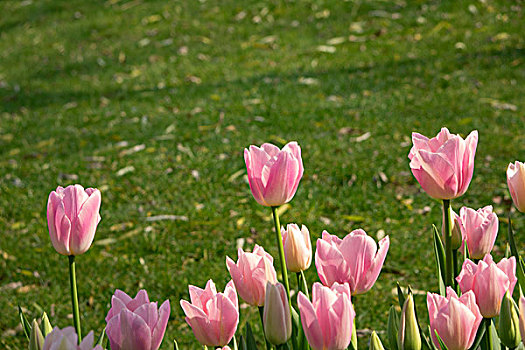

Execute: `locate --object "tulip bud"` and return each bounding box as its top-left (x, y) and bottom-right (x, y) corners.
top-left (517, 295), bottom-right (524, 346)
top-left (263, 282), bottom-right (292, 345)
top-left (398, 294), bottom-right (421, 350)
top-left (41, 313), bottom-right (53, 337)
top-left (443, 208), bottom-right (462, 250)
top-left (29, 319), bottom-right (44, 350)
top-left (387, 306), bottom-right (399, 350)
top-left (282, 224), bottom-right (312, 272)
top-left (499, 291), bottom-right (521, 348)
top-left (370, 331), bottom-right (385, 350)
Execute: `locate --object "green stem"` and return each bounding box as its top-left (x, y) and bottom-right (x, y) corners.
top-left (271, 206), bottom-right (291, 309)
top-left (453, 249), bottom-right (459, 291)
top-left (259, 306), bottom-right (272, 350)
top-left (296, 271), bottom-right (310, 299)
top-left (485, 318), bottom-right (493, 350)
top-left (68, 255), bottom-right (81, 342)
top-left (442, 200), bottom-right (454, 287)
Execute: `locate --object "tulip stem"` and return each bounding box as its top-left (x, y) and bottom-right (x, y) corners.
top-left (296, 271), bottom-right (309, 299)
top-left (442, 200), bottom-right (454, 287)
top-left (485, 318), bottom-right (493, 350)
top-left (271, 206), bottom-right (291, 309)
top-left (452, 249), bottom-right (459, 292)
top-left (259, 306), bottom-right (272, 350)
top-left (68, 255), bottom-right (82, 342)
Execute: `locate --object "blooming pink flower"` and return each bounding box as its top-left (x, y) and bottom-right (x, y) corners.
top-left (282, 224), bottom-right (312, 273)
top-left (297, 282), bottom-right (355, 350)
top-left (427, 287), bottom-right (482, 350)
top-left (43, 327), bottom-right (102, 350)
top-left (519, 295), bottom-right (525, 345)
top-left (408, 127), bottom-right (478, 199)
top-left (315, 229), bottom-right (389, 295)
top-left (458, 206), bottom-right (498, 259)
top-left (226, 245), bottom-right (277, 306)
top-left (180, 280), bottom-right (239, 347)
top-left (105, 289), bottom-right (170, 350)
top-left (456, 255), bottom-right (517, 318)
top-left (507, 161), bottom-right (525, 213)
top-left (47, 185), bottom-right (101, 256)
top-left (244, 142), bottom-right (304, 206)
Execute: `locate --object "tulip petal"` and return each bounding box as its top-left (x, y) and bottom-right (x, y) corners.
top-left (70, 189), bottom-right (101, 255)
top-left (298, 292), bottom-right (324, 350)
top-left (151, 300), bottom-right (170, 350)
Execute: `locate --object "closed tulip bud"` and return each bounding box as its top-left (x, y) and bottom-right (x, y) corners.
top-left (443, 209), bottom-right (462, 250)
top-left (507, 161), bottom-right (525, 213)
top-left (370, 331), bottom-right (385, 350)
top-left (282, 224), bottom-right (312, 272)
top-left (398, 294), bottom-right (421, 350)
top-left (41, 313), bottom-right (53, 337)
top-left (387, 306), bottom-right (400, 350)
top-left (499, 291), bottom-right (521, 348)
top-left (518, 295), bottom-right (524, 346)
top-left (29, 320), bottom-right (44, 350)
top-left (263, 282), bottom-right (292, 345)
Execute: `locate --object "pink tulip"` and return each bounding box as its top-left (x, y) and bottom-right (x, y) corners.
top-left (282, 224), bottom-right (312, 272)
top-left (315, 229), bottom-right (389, 295)
top-left (226, 245), bottom-right (277, 306)
top-left (180, 280), bottom-right (239, 347)
top-left (43, 327), bottom-right (102, 350)
top-left (47, 185), bottom-right (101, 256)
top-left (408, 127), bottom-right (478, 199)
top-left (456, 255), bottom-right (517, 318)
top-left (458, 206), bottom-right (498, 260)
top-left (263, 282), bottom-right (292, 345)
top-left (297, 282), bottom-right (355, 350)
top-left (507, 161), bottom-right (525, 213)
top-left (427, 287), bottom-right (482, 350)
top-left (244, 142), bottom-right (304, 206)
top-left (519, 295), bottom-right (525, 345)
top-left (105, 289), bottom-right (170, 350)
top-left (217, 348), bottom-right (231, 350)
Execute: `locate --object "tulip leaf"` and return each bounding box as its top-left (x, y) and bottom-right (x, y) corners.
top-left (427, 327), bottom-right (438, 350)
top-left (468, 321), bottom-right (486, 350)
top-left (396, 282), bottom-right (405, 310)
top-left (18, 304), bottom-right (31, 341)
top-left (97, 328), bottom-right (105, 346)
top-left (231, 335), bottom-right (238, 350)
top-left (434, 330), bottom-right (448, 350)
top-left (239, 336), bottom-right (247, 350)
top-left (507, 215), bottom-right (525, 292)
top-left (387, 306), bottom-right (399, 350)
top-left (432, 225), bottom-right (446, 296)
top-left (244, 323), bottom-right (258, 350)
top-left (173, 339), bottom-right (180, 350)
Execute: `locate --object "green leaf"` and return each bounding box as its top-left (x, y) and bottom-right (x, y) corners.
top-left (387, 306), bottom-right (399, 350)
top-left (427, 327), bottom-right (439, 350)
top-left (41, 312), bottom-right (53, 337)
top-left (508, 215), bottom-right (525, 292)
top-left (432, 225), bottom-right (446, 296)
top-left (18, 304), bottom-right (31, 341)
top-left (239, 336), bottom-right (247, 350)
top-left (245, 323), bottom-right (258, 350)
top-left (173, 339), bottom-right (180, 350)
top-left (97, 328), bottom-right (105, 346)
top-left (434, 330), bottom-right (448, 350)
top-left (468, 321), bottom-right (486, 350)
top-left (396, 282), bottom-right (406, 310)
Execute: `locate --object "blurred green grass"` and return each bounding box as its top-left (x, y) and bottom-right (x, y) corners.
top-left (0, 0), bottom-right (523, 348)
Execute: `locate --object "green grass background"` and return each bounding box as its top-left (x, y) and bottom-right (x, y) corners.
top-left (0, 0), bottom-right (523, 348)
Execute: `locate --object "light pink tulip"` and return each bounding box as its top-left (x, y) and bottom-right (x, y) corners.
top-left (427, 287), bottom-right (482, 350)
top-left (226, 245), bottom-right (277, 306)
top-left (180, 280), bottom-right (239, 347)
top-left (244, 142), bottom-right (304, 206)
top-left (263, 282), bottom-right (291, 345)
top-left (216, 347), bottom-right (232, 350)
top-left (47, 185), bottom-right (101, 256)
top-left (282, 224), bottom-right (312, 273)
top-left (458, 206), bottom-right (498, 260)
top-left (507, 161), bottom-right (525, 213)
top-left (315, 229), bottom-right (390, 295)
top-left (43, 327), bottom-right (102, 350)
top-left (519, 295), bottom-right (525, 345)
top-left (408, 127), bottom-right (478, 199)
top-left (297, 282), bottom-right (355, 350)
top-left (456, 255), bottom-right (517, 318)
top-left (105, 289), bottom-right (170, 350)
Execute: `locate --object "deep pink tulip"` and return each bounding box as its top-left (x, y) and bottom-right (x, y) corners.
top-left (47, 185), bottom-right (101, 256)
top-left (43, 327), bottom-right (102, 350)
top-left (507, 161), bottom-right (525, 213)
top-left (427, 287), bottom-right (482, 350)
top-left (226, 245), bottom-right (277, 306)
top-left (244, 142), bottom-right (304, 206)
top-left (519, 295), bottom-right (525, 345)
top-left (458, 206), bottom-right (498, 260)
top-left (456, 255), bottom-right (517, 318)
top-left (282, 224), bottom-right (312, 273)
top-left (315, 229), bottom-right (390, 295)
top-left (105, 289), bottom-right (170, 350)
top-left (297, 282), bottom-right (355, 350)
top-left (408, 127), bottom-right (478, 199)
top-left (180, 280), bottom-right (239, 347)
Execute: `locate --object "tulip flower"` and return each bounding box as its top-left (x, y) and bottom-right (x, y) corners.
top-left (519, 295), bottom-right (525, 345)
top-left (282, 224), bottom-right (312, 273)
top-left (370, 331), bottom-right (386, 350)
top-left (456, 255), bottom-right (517, 318)
top-left (43, 327), bottom-right (102, 350)
top-left (499, 291), bottom-right (521, 348)
top-left (408, 127), bottom-right (478, 200)
top-left (398, 293), bottom-right (421, 350)
top-left (29, 320), bottom-right (44, 350)
top-left (507, 161), bottom-right (525, 212)
top-left (244, 142), bottom-right (304, 207)
top-left (458, 206), bottom-right (498, 260)
top-left (263, 282), bottom-right (291, 345)
top-left (298, 282), bottom-right (355, 350)
top-left (315, 229), bottom-right (390, 295)
top-left (226, 245), bottom-right (277, 306)
top-left (105, 289), bottom-right (170, 350)
top-left (47, 185), bottom-right (101, 256)
top-left (180, 280), bottom-right (239, 347)
top-left (427, 287), bottom-right (482, 350)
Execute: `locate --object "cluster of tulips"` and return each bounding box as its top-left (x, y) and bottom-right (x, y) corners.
top-left (18, 127), bottom-right (525, 350)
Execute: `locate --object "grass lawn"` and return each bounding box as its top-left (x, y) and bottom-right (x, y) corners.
top-left (0, 0), bottom-right (523, 348)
